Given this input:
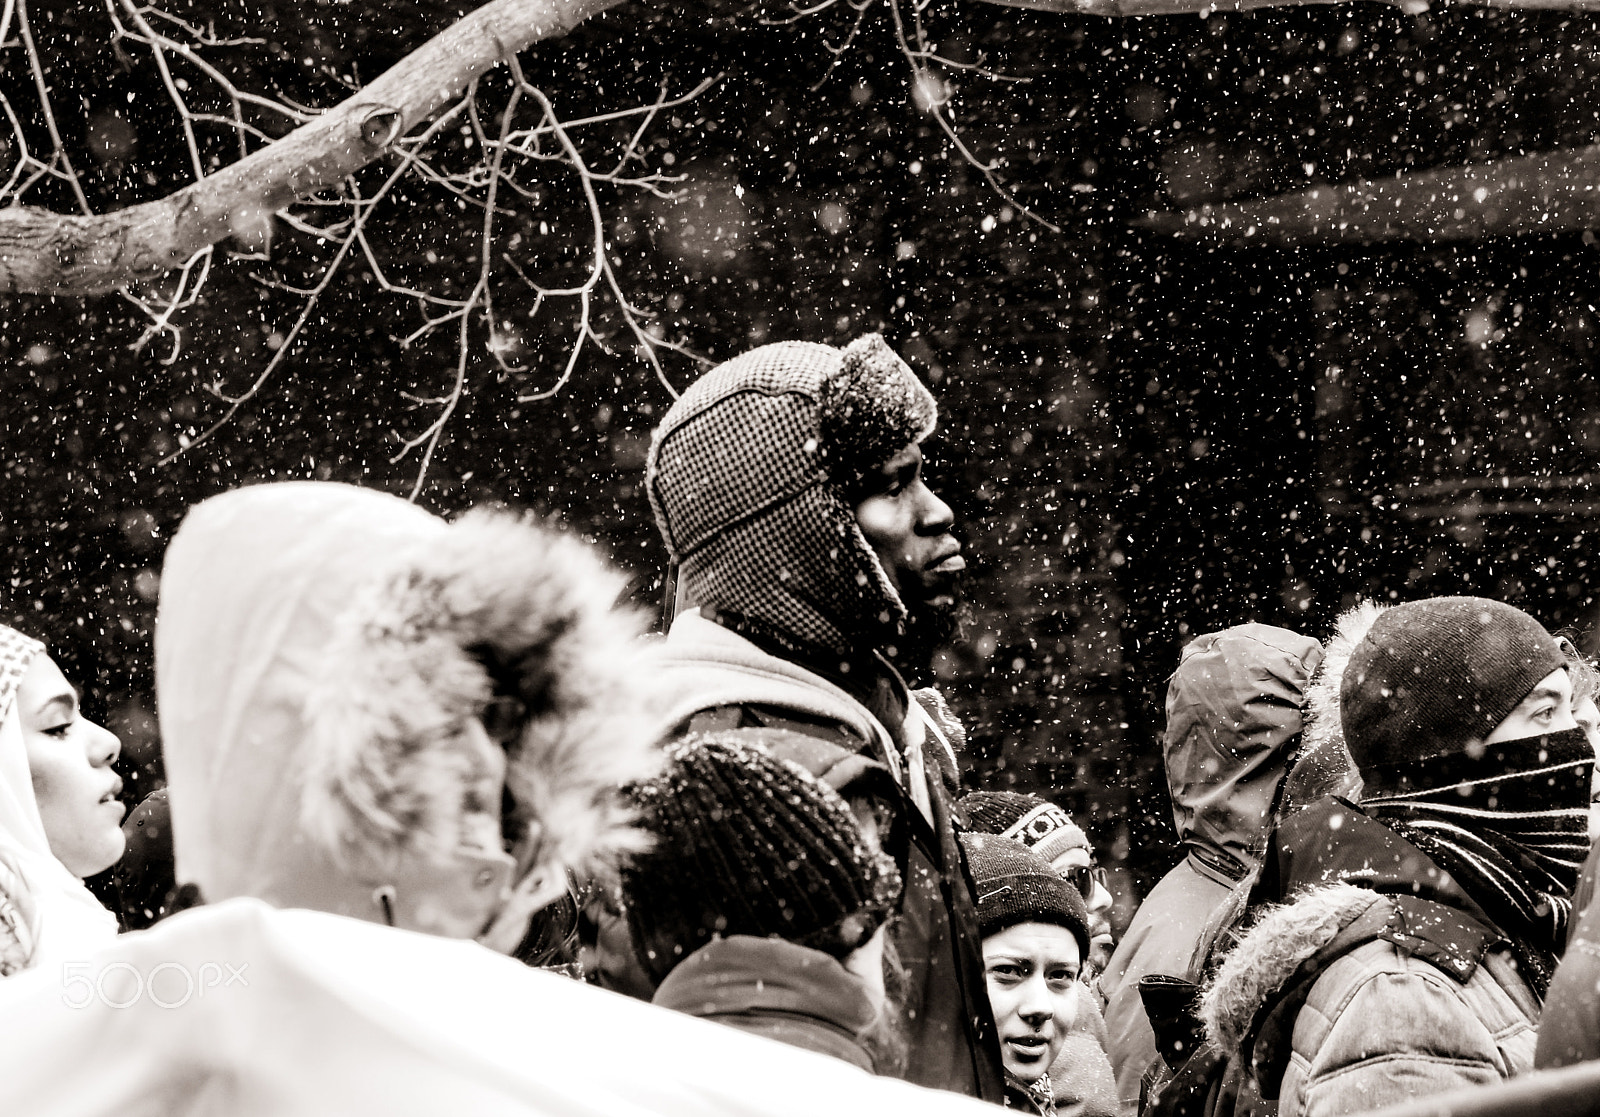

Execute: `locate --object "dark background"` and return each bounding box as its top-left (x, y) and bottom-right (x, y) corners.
top-left (4, 0), bottom-right (1599, 919)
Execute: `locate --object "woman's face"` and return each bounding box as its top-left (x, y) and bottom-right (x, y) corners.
top-left (982, 921), bottom-right (1081, 1083)
top-left (15, 656), bottom-right (126, 877)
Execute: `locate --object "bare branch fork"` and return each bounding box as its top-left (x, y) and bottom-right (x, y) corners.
top-left (0, 0), bottom-right (629, 296)
top-left (2, 0), bottom-right (723, 494)
top-left (772, 0), bottom-right (1059, 231)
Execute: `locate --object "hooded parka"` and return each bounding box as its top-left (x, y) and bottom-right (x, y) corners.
top-left (1100, 624), bottom-right (1323, 1114)
top-left (0, 626), bottom-right (118, 975)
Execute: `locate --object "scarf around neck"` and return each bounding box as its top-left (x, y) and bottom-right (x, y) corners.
top-left (1362, 726), bottom-right (1593, 995)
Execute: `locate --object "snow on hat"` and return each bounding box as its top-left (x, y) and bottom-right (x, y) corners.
top-left (959, 791), bottom-right (1089, 868)
top-left (645, 334), bottom-right (936, 656)
top-left (1340, 596), bottom-right (1566, 793)
top-left (961, 832), bottom-right (1090, 957)
top-left (621, 733), bottom-right (902, 985)
top-left (0, 626), bottom-right (44, 723)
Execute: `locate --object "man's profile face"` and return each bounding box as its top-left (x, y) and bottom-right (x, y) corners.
top-left (852, 442), bottom-right (963, 612)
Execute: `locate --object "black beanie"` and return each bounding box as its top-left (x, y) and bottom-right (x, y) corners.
top-left (1340, 596), bottom-right (1567, 793)
top-left (621, 733), bottom-right (902, 985)
top-left (961, 831), bottom-right (1091, 958)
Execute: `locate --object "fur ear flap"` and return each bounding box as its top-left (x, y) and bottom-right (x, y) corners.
top-left (818, 334), bottom-right (937, 492)
top-left (300, 509), bottom-right (659, 889)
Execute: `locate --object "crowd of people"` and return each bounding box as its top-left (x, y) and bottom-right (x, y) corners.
top-left (0, 332), bottom-right (1597, 1115)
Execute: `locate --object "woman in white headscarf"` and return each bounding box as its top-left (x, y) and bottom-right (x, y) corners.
top-left (0, 625), bottom-right (121, 974)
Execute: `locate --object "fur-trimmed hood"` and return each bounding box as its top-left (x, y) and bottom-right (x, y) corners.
top-left (1284, 602), bottom-right (1386, 812)
top-left (1200, 882), bottom-right (1380, 1063)
top-left (158, 482), bottom-right (659, 939)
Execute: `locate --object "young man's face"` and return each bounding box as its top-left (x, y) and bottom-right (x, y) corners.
top-left (852, 442), bottom-right (963, 613)
top-left (982, 921), bottom-right (1082, 1084)
top-left (1484, 667), bottom-right (1578, 745)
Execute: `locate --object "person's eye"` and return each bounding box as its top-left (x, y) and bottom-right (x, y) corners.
top-left (988, 963), bottom-right (1020, 981)
top-left (43, 721), bottom-right (73, 738)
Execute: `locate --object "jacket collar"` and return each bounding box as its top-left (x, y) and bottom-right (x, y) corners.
top-left (652, 934), bottom-right (878, 1037)
top-left (1204, 798), bottom-right (1511, 1098)
top-left (1258, 797), bottom-right (1501, 933)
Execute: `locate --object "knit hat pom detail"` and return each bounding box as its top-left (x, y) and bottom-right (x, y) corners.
top-left (819, 334), bottom-right (937, 493)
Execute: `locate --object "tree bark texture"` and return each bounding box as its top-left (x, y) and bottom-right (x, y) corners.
top-left (1139, 144), bottom-right (1600, 245)
top-left (0, 0), bottom-right (625, 296)
top-left (981, 0), bottom-right (1600, 16)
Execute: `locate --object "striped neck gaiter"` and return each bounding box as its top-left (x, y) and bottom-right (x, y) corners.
top-left (1364, 726), bottom-right (1594, 997)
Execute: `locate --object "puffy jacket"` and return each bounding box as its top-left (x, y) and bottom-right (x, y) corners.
top-left (1201, 799), bottom-right (1540, 1117)
top-left (1101, 624), bottom-right (1323, 1114)
top-left (653, 934), bottom-right (879, 1072)
top-left (651, 609), bottom-right (1005, 1102)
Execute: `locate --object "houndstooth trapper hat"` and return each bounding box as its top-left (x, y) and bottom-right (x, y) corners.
top-left (646, 335), bottom-right (935, 657)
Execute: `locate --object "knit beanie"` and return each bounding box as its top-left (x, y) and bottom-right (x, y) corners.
top-left (0, 626), bottom-right (44, 722)
top-left (621, 733), bottom-right (903, 985)
top-left (959, 791), bottom-right (1090, 869)
top-left (961, 831), bottom-right (1091, 958)
top-left (646, 335), bottom-right (937, 657)
top-left (1341, 596), bottom-right (1567, 794)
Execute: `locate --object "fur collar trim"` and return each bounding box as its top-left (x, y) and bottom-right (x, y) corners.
top-left (1298, 603), bottom-right (1387, 787)
top-left (300, 508), bottom-right (659, 890)
top-left (1200, 883), bottom-right (1381, 1061)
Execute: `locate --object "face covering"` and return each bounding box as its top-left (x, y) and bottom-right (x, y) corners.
top-left (1364, 726), bottom-right (1593, 995)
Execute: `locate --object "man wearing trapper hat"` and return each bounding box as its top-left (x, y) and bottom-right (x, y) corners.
top-left (644, 334), bottom-right (1003, 1101)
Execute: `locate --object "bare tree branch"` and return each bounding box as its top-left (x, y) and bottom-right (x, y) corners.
top-left (0, 0), bottom-right (625, 295)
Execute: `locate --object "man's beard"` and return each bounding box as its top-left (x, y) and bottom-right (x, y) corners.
top-left (883, 592), bottom-right (964, 687)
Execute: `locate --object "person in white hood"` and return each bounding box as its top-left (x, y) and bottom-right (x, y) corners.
top-left (155, 481), bottom-right (658, 943)
top-left (0, 623), bottom-right (122, 975)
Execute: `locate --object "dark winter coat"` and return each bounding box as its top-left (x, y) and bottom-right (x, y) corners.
top-left (652, 609), bottom-right (1005, 1102)
top-left (1201, 798), bottom-right (1540, 1117)
top-left (653, 935), bottom-right (880, 1072)
top-left (1100, 625), bottom-right (1323, 1114)
top-left (1004, 1076), bottom-right (1056, 1116)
